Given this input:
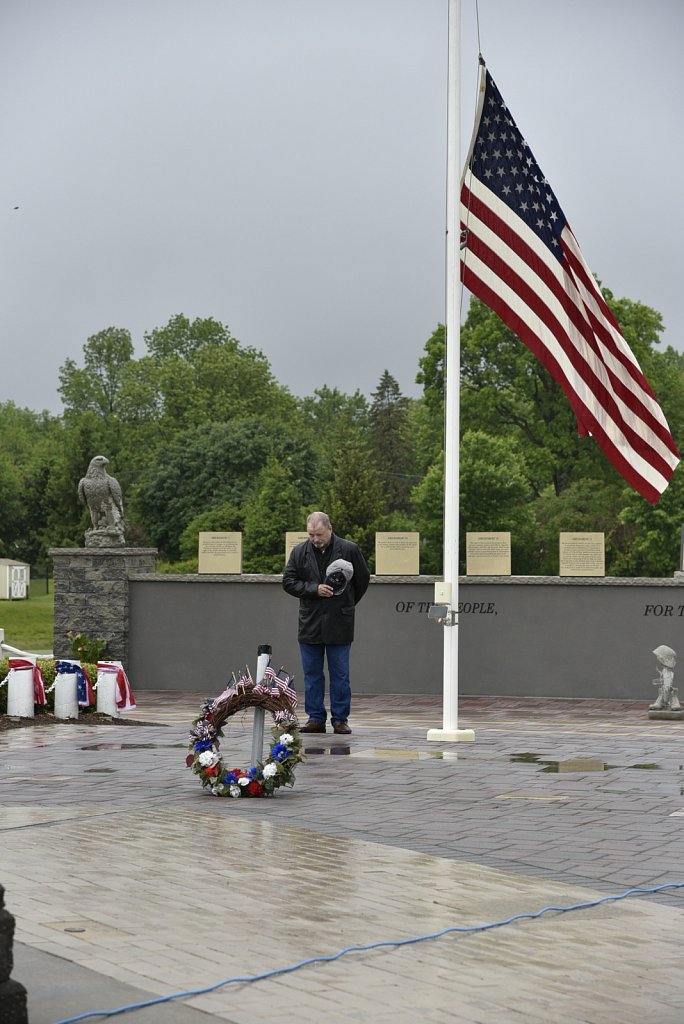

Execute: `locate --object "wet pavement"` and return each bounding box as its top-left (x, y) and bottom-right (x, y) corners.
top-left (1, 692), bottom-right (683, 1023)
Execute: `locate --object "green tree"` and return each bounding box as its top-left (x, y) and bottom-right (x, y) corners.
top-left (367, 370), bottom-right (417, 512)
top-left (459, 431), bottom-right (537, 573)
top-left (0, 402), bottom-right (64, 563)
top-left (131, 419), bottom-right (318, 559)
top-left (0, 452), bottom-right (25, 558)
top-left (411, 433), bottom-right (535, 575)
top-left (615, 470), bottom-right (684, 576)
top-left (415, 323), bottom-right (445, 416)
top-left (242, 459), bottom-right (306, 573)
top-left (57, 327), bottom-right (152, 498)
top-left (414, 324), bottom-right (445, 473)
top-left (298, 386), bottom-right (369, 482)
top-left (532, 480), bottom-right (629, 575)
top-left (55, 314), bottom-right (306, 549)
top-left (144, 313), bottom-right (231, 361)
top-left (410, 458), bottom-right (444, 575)
top-left (141, 314), bottom-right (297, 432)
top-left (58, 327), bottom-right (134, 418)
top-left (321, 435), bottom-right (383, 564)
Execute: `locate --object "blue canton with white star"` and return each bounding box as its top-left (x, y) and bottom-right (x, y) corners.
top-left (469, 70), bottom-right (567, 262)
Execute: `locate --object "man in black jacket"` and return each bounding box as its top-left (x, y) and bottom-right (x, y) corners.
top-left (282, 511), bottom-right (370, 734)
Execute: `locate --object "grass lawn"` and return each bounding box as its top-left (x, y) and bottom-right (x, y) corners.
top-left (0, 592), bottom-right (54, 651)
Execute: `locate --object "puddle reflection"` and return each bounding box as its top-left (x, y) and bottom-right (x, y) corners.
top-left (304, 746), bottom-right (351, 756)
top-left (511, 752), bottom-right (612, 772)
top-left (342, 748), bottom-right (460, 761)
top-left (80, 743), bottom-right (185, 751)
top-left (540, 759), bottom-right (613, 774)
top-left (509, 752), bottom-right (661, 772)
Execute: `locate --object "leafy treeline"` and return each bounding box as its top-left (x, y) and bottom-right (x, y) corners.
top-left (2, 294), bottom-right (684, 576)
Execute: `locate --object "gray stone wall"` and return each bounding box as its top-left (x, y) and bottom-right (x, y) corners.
top-left (126, 573), bottom-right (684, 700)
top-left (50, 548), bottom-right (157, 665)
top-left (46, 556), bottom-right (684, 699)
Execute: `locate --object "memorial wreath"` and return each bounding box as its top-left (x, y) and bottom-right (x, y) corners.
top-left (186, 665), bottom-right (302, 797)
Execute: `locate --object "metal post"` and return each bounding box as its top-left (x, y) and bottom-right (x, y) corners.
top-left (250, 644), bottom-right (272, 765)
top-left (427, 0), bottom-right (474, 743)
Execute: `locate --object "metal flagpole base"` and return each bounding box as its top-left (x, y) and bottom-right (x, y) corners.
top-left (251, 708), bottom-right (265, 766)
top-left (427, 728), bottom-right (475, 743)
top-left (250, 644), bottom-right (272, 766)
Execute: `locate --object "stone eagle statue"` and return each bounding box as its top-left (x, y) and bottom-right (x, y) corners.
top-left (78, 455), bottom-right (125, 546)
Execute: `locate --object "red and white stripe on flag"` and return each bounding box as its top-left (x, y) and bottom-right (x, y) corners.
top-left (460, 66), bottom-right (679, 503)
top-left (97, 661), bottom-right (136, 710)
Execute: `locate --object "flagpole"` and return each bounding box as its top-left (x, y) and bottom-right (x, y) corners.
top-left (427, 0), bottom-right (474, 744)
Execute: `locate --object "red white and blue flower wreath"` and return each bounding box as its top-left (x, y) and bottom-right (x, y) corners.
top-left (186, 665), bottom-right (303, 797)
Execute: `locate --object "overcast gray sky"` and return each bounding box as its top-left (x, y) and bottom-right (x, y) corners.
top-left (1, 0), bottom-right (682, 414)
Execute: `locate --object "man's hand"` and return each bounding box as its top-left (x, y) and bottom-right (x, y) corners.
top-left (317, 584), bottom-right (333, 598)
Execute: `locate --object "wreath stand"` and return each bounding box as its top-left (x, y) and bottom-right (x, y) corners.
top-left (250, 643), bottom-right (272, 763)
top-left (187, 643), bottom-right (302, 797)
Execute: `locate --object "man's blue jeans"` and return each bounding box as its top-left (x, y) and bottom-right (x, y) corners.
top-left (299, 642), bottom-right (352, 723)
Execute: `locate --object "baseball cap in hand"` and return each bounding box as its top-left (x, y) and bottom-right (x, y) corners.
top-left (324, 558), bottom-right (354, 595)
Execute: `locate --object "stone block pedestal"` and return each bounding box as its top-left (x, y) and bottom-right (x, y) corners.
top-left (50, 548), bottom-right (157, 668)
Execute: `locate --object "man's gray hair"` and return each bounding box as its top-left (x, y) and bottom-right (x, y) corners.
top-left (307, 511), bottom-right (331, 530)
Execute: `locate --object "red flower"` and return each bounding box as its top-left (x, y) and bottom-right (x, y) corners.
top-left (246, 781), bottom-right (263, 796)
top-left (205, 765), bottom-right (219, 776)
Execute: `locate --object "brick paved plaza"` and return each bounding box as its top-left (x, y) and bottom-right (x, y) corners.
top-left (2, 693), bottom-right (683, 1023)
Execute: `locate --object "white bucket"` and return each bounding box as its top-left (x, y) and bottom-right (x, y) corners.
top-left (96, 672), bottom-right (119, 717)
top-left (7, 667), bottom-right (35, 718)
top-left (54, 673), bottom-right (79, 719)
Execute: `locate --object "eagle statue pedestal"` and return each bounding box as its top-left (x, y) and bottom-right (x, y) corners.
top-left (85, 528), bottom-right (125, 548)
top-left (49, 547), bottom-right (157, 669)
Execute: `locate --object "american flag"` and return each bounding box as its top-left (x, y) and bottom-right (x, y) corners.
top-left (263, 665), bottom-right (298, 707)
top-left (460, 65), bottom-right (679, 503)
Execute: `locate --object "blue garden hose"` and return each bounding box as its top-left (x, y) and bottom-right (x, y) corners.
top-left (49, 881), bottom-right (684, 1024)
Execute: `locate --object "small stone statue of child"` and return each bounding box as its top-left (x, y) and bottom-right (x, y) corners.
top-left (650, 645), bottom-right (681, 711)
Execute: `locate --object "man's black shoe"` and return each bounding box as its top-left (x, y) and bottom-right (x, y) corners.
top-left (300, 719), bottom-right (326, 733)
top-left (332, 720), bottom-right (352, 735)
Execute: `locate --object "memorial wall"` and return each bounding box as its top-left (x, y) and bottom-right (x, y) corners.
top-left (127, 573), bottom-right (684, 701)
